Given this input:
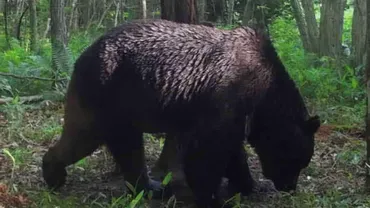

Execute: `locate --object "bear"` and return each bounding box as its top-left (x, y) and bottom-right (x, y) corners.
top-left (41, 19), bottom-right (320, 207)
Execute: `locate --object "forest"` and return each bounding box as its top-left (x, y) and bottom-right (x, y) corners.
top-left (0, 0), bottom-right (370, 207)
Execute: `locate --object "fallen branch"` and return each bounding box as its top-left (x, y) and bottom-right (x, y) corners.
top-left (0, 95), bottom-right (44, 105)
top-left (0, 72), bottom-right (67, 82)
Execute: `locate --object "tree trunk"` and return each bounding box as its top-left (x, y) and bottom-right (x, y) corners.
top-left (290, 0), bottom-right (311, 52)
top-left (29, 0), bottom-right (38, 52)
top-left (318, 0), bottom-right (346, 59)
top-left (160, 0), bottom-right (175, 20)
top-left (79, 0), bottom-right (90, 28)
top-left (225, 0), bottom-right (234, 25)
top-left (352, 0), bottom-right (367, 68)
top-left (161, 0), bottom-right (198, 24)
top-left (301, 0), bottom-right (319, 53)
top-left (69, 0), bottom-right (78, 32)
top-left (365, 0), bottom-right (370, 193)
top-left (0, 0), bottom-right (3, 11)
top-left (118, 0), bottom-right (124, 22)
top-left (133, 0), bottom-right (143, 19)
top-left (206, 0), bottom-right (222, 23)
top-left (242, 0), bottom-right (267, 31)
top-left (114, 0), bottom-right (121, 26)
top-left (3, 0), bottom-right (10, 48)
top-left (142, 0), bottom-right (147, 19)
top-left (50, 0), bottom-right (69, 88)
top-left (197, 0), bottom-right (206, 22)
top-left (12, 0), bottom-right (26, 37)
top-left (174, 0), bottom-right (198, 24)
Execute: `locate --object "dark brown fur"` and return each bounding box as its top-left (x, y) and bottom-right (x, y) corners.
top-left (42, 19), bottom-right (320, 208)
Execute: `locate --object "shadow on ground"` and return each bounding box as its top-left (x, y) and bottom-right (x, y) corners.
top-left (0, 103), bottom-right (368, 207)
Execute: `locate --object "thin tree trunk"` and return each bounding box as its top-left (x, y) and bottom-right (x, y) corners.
top-left (226, 0), bottom-right (234, 25)
top-left (318, 0), bottom-right (346, 59)
top-left (242, 0), bottom-right (267, 31)
top-left (114, 0), bottom-right (120, 26)
top-left (142, 0), bottom-right (147, 19)
top-left (68, 0), bottom-right (78, 32)
top-left (118, 0), bottom-right (124, 22)
top-left (301, 0), bottom-right (319, 53)
top-left (351, 0), bottom-right (367, 68)
top-left (97, 0), bottom-right (114, 28)
top-left (79, 0), bottom-right (90, 28)
top-left (161, 0), bottom-right (198, 24)
top-left (161, 0), bottom-right (175, 20)
top-left (29, 0), bottom-right (38, 52)
top-left (43, 18), bottom-right (51, 38)
top-left (290, 0), bottom-right (311, 52)
top-left (50, 0), bottom-right (69, 88)
top-left (197, 0), bottom-right (206, 22)
top-left (0, 0), bottom-right (3, 11)
top-left (365, 0), bottom-right (370, 192)
top-left (243, 0), bottom-right (267, 32)
top-left (206, 0), bottom-right (222, 23)
top-left (12, 0), bottom-right (25, 37)
top-left (133, 0), bottom-right (143, 19)
top-left (3, 0), bottom-right (10, 48)
top-left (174, 0), bottom-right (198, 24)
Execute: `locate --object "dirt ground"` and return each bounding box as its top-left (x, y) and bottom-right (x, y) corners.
top-left (0, 102), bottom-right (368, 208)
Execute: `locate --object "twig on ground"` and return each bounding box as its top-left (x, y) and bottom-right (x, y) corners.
top-left (0, 72), bottom-right (67, 82)
top-left (0, 95), bottom-right (43, 105)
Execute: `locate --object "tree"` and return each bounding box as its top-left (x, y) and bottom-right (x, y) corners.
top-left (290, 0), bottom-right (346, 60)
top-left (197, 0), bottom-right (206, 22)
top-left (242, 0), bottom-right (286, 33)
top-left (290, 0), bottom-right (319, 53)
top-left (2, 0), bottom-right (10, 48)
top-left (318, 0), bottom-right (347, 59)
top-left (206, 0), bottom-right (223, 23)
top-left (154, 0), bottom-right (199, 176)
top-left (161, 0), bottom-right (174, 20)
top-left (352, 0), bottom-right (367, 68)
top-left (301, 0), bottom-right (319, 53)
top-left (50, 0), bottom-right (70, 88)
top-left (242, 0), bottom-right (267, 29)
top-left (290, 0), bottom-right (311, 52)
top-left (366, 0), bottom-right (370, 192)
top-left (224, 0), bottom-right (234, 25)
top-left (175, 0), bottom-right (198, 23)
top-left (142, 0), bottom-right (147, 19)
top-left (161, 0), bottom-right (198, 24)
top-left (29, 0), bottom-right (38, 52)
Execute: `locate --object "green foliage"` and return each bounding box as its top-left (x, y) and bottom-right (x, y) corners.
top-left (336, 139), bottom-right (366, 167)
top-left (0, 38), bottom-right (52, 96)
top-left (269, 17), bottom-right (365, 126)
top-left (274, 189), bottom-right (370, 208)
top-left (0, 2), bottom-right (367, 208)
top-left (343, 7), bottom-right (354, 44)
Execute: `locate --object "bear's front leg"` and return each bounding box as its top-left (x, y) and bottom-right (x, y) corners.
top-left (42, 131), bottom-right (102, 189)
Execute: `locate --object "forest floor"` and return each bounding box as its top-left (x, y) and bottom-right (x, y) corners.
top-left (0, 102), bottom-right (369, 208)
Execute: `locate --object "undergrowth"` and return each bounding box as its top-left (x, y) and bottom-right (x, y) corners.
top-left (0, 13), bottom-right (368, 208)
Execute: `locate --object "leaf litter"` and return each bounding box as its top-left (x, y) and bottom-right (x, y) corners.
top-left (0, 103), bottom-right (368, 207)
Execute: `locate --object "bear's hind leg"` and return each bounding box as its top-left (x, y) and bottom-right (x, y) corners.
top-left (181, 131), bottom-right (237, 208)
top-left (224, 145), bottom-right (255, 196)
top-left (104, 125), bottom-right (167, 198)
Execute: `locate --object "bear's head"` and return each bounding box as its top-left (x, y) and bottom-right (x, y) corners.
top-left (248, 115), bottom-right (321, 192)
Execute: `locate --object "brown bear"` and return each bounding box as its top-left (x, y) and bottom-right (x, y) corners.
top-left (42, 19), bottom-right (320, 207)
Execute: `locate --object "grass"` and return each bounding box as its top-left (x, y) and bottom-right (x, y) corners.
top-left (0, 101), bottom-right (369, 208)
top-left (0, 10), bottom-right (369, 208)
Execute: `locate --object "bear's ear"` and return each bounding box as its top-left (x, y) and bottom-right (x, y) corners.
top-left (305, 115), bottom-right (321, 134)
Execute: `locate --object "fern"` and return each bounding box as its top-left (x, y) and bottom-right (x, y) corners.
top-left (51, 41), bottom-right (74, 88)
